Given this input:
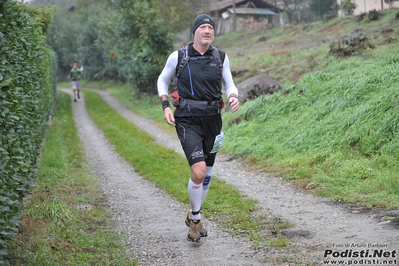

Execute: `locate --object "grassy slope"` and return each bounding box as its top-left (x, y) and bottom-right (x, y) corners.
top-left (105, 10), bottom-right (399, 209)
top-left (219, 11), bottom-right (399, 208)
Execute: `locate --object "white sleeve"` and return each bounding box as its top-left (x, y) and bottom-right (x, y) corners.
top-left (157, 51), bottom-right (178, 97)
top-left (222, 54), bottom-right (238, 97)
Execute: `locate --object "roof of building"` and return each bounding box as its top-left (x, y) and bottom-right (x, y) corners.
top-left (228, 7), bottom-right (276, 15)
top-left (206, 0), bottom-right (282, 13)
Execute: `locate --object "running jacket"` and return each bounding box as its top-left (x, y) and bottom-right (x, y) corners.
top-left (157, 43), bottom-right (238, 117)
top-left (69, 68), bottom-right (81, 81)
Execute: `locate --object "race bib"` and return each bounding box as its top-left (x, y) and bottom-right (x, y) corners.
top-left (210, 132), bottom-right (224, 153)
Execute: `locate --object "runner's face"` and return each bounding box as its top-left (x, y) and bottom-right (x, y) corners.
top-left (194, 24), bottom-right (214, 46)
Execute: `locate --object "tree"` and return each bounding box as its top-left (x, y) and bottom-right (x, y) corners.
top-left (280, 0), bottom-right (306, 23)
top-left (340, 0), bottom-right (357, 16)
top-left (46, 7), bottom-right (81, 77)
top-left (110, 0), bottom-right (174, 93)
top-left (37, 0), bottom-right (179, 88)
top-left (74, 0), bottom-right (119, 80)
top-left (29, 0), bottom-right (76, 9)
top-left (309, 0), bottom-right (338, 19)
top-left (156, 0), bottom-right (196, 32)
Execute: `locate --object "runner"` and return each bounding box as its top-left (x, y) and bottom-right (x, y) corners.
top-left (68, 61), bottom-right (82, 102)
top-left (157, 14), bottom-right (240, 242)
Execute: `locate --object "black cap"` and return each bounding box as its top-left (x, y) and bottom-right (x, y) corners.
top-left (192, 14), bottom-right (215, 34)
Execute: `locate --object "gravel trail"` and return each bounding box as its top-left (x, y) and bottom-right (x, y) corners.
top-left (59, 87), bottom-right (399, 265)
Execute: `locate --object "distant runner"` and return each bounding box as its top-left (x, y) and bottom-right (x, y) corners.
top-left (68, 61), bottom-right (82, 102)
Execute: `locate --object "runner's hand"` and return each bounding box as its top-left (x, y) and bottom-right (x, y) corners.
top-left (229, 96), bottom-right (240, 113)
top-left (163, 107), bottom-right (175, 126)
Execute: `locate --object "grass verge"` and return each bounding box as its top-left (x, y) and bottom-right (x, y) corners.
top-left (5, 92), bottom-right (136, 266)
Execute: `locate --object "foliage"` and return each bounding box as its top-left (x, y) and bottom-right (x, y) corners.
top-left (156, 0), bottom-right (196, 32)
top-left (309, 0), bottom-right (338, 19)
top-left (329, 36), bottom-right (374, 57)
top-left (0, 0), bottom-right (56, 261)
top-left (29, 0), bottom-right (76, 9)
top-left (30, 0), bottom-right (196, 33)
top-left (75, 1), bottom-right (119, 81)
top-left (19, 4), bottom-right (56, 35)
top-left (46, 6), bottom-right (79, 77)
top-left (340, 0), bottom-right (357, 16)
top-left (45, 0), bottom-right (117, 80)
top-left (109, 0), bottom-right (174, 93)
top-left (279, 0), bottom-right (306, 23)
top-left (367, 9), bottom-right (382, 21)
top-left (44, 0), bottom-right (174, 91)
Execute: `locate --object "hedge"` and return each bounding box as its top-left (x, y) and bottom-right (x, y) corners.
top-left (0, 1), bottom-right (57, 262)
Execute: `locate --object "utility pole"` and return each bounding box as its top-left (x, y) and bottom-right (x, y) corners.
top-left (318, 0), bottom-right (321, 19)
top-left (298, 9), bottom-right (303, 49)
top-left (233, 0), bottom-right (236, 31)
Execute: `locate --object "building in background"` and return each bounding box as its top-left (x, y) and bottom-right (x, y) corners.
top-left (206, 0), bottom-right (282, 35)
top-left (337, 0), bottom-right (399, 16)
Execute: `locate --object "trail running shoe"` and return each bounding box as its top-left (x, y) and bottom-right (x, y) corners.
top-left (187, 220), bottom-right (202, 242)
top-left (185, 211), bottom-right (207, 237)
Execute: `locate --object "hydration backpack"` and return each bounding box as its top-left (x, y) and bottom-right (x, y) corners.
top-left (171, 47), bottom-right (224, 107)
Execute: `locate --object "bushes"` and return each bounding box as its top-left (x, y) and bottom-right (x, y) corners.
top-left (107, 0), bottom-right (174, 93)
top-left (0, 0), bottom-right (56, 261)
top-left (46, 0), bottom-right (174, 93)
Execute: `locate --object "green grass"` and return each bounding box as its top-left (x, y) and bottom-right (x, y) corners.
top-left (82, 90), bottom-right (263, 244)
top-left (222, 44), bottom-right (399, 208)
top-left (5, 92), bottom-right (136, 266)
top-left (105, 84), bottom-right (174, 134)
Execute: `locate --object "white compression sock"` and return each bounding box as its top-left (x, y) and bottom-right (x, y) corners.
top-left (201, 166), bottom-right (213, 204)
top-left (188, 178), bottom-right (202, 220)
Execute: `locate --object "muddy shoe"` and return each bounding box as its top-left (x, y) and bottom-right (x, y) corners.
top-left (185, 211), bottom-right (207, 237)
top-left (187, 220), bottom-right (202, 242)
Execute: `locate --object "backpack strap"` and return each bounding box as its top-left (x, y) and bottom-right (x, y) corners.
top-left (211, 47), bottom-right (223, 71)
top-left (172, 46), bottom-right (223, 86)
top-left (171, 48), bottom-right (189, 86)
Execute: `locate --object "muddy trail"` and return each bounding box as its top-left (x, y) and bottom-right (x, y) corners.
top-left (59, 87), bottom-right (399, 266)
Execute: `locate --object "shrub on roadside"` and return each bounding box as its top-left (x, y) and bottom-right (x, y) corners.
top-left (0, 0), bottom-right (56, 261)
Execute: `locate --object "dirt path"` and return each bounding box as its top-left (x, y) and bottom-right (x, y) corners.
top-left (59, 87), bottom-right (399, 265)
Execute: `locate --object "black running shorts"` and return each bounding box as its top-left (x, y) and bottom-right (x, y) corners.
top-left (175, 114), bottom-right (222, 166)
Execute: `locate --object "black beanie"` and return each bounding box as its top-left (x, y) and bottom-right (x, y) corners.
top-left (192, 14), bottom-right (215, 34)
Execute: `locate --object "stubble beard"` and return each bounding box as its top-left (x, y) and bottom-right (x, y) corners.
top-left (196, 35), bottom-right (214, 47)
